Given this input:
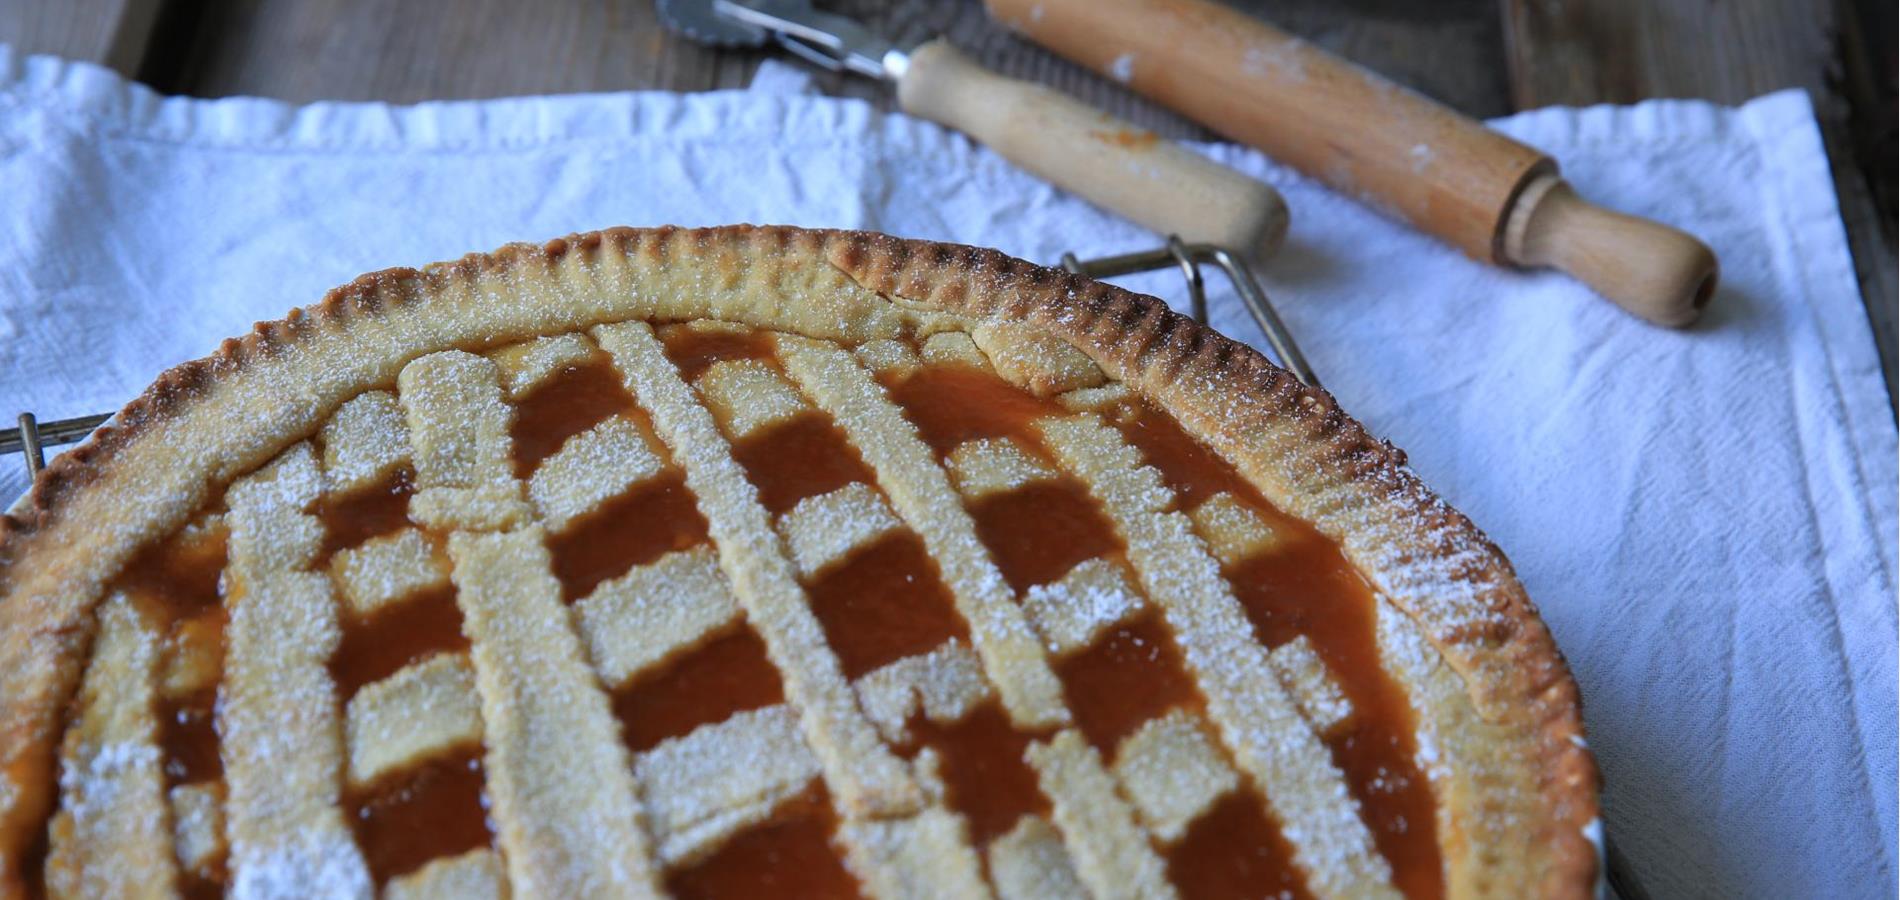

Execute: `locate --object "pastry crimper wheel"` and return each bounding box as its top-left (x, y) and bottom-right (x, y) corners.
top-left (656, 0), bottom-right (1288, 260)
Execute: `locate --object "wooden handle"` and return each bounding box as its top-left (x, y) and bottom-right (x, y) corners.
top-left (985, 0), bottom-right (1536, 258)
top-left (1503, 174), bottom-right (1717, 326)
top-left (987, 0), bottom-right (1719, 326)
top-left (897, 38), bottom-right (1288, 258)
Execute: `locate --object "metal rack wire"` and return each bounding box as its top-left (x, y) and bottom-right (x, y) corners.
top-left (1060, 235), bottom-right (1318, 389)
top-left (4, 412), bottom-right (112, 480)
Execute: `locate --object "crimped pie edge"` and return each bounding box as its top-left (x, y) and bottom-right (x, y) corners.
top-left (0, 224), bottom-right (1598, 898)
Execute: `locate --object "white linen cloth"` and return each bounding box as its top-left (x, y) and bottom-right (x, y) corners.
top-left (1, 47), bottom-right (1892, 899)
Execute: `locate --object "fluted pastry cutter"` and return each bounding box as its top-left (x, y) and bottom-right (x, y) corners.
top-left (656, 0), bottom-right (1288, 260)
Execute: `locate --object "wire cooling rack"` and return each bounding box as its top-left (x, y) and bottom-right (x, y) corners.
top-left (1058, 235), bottom-right (1317, 388)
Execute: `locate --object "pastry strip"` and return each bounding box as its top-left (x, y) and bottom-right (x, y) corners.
top-left (633, 705), bottom-right (820, 866)
top-left (43, 593), bottom-right (178, 899)
top-left (321, 390), bottom-right (412, 496)
top-left (776, 337), bottom-right (1070, 729)
top-left (987, 816), bottom-right (1089, 900)
top-left (592, 320), bottom-right (919, 818)
top-left (1111, 709), bottom-right (1241, 844)
top-left (1038, 414), bottom-right (1397, 899)
top-left (773, 483), bottom-right (903, 579)
top-left (852, 640), bottom-right (993, 745)
top-left (1186, 492), bottom-right (1286, 567)
top-left (398, 351), bottom-right (531, 533)
top-left (1268, 637), bottom-right (1353, 736)
top-left (527, 415), bottom-right (665, 534)
top-left (1019, 558), bottom-right (1146, 658)
top-left (694, 359), bottom-right (812, 440)
top-left (572, 547), bottom-right (741, 691)
top-left (328, 529), bottom-right (450, 618)
top-left (170, 781), bottom-right (228, 878)
top-left (446, 526), bottom-right (663, 898)
top-left (489, 333), bottom-right (600, 399)
top-left (219, 444), bottom-right (373, 899)
top-left (383, 848), bottom-right (507, 900)
top-left (398, 349), bottom-right (661, 896)
top-left (343, 653), bottom-right (484, 790)
top-left (1026, 729), bottom-right (1176, 900)
top-left (838, 808), bottom-right (992, 900)
top-left (945, 437), bottom-right (1059, 500)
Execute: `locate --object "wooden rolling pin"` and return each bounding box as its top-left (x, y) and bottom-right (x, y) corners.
top-left (987, 0), bottom-right (1719, 326)
top-left (896, 40), bottom-right (1286, 259)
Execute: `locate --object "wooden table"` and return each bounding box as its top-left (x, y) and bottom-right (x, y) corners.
top-left (5, 0), bottom-right (1894, 405)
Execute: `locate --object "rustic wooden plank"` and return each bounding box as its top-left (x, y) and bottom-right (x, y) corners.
top-left (1834, 140), bottom-right (1899, 399)
top-left (818, 0), bottom-right (1510, 139)
top-left (155, 0), bottom-right (1508, 133)
top-left (1832, 0), bottom-right (1898, 403)
top-left (1501, 0), bottom-right (1838, 107)
top-left (151, 0), bottom-right (765, 101)
top-left (0, 0), bottom-right (164, 75)
top-left (1503, 0), bottom-right (1896, 407)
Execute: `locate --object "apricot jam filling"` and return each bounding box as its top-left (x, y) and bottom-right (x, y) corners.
top-left (345, 747), bottom-right (493, 885)
top-left (1120, 404), bottom-right (1443, 900)
top-left (613, 625), bottom-right (785, 754)
top-left (878, 358), bottom-right (1443, 898)
top-left (315, 468), bottom-right (414, 564)
top-left (899, 700), bottom-right (1051, 847)
top-left (328, 584), bottom-right (468, 698)
top-left (548, 473), bottom-right (709, 603)
top-left (803, 531), bottom-right (969, 681)
top-left (47, 326), bottom-right (1445, 899)
top-left (665, 784), bottom-right (862, 900)
top-left (509, 357), bottom-right (638, 478)
top-left (732, 413), bottom-right (877, 515)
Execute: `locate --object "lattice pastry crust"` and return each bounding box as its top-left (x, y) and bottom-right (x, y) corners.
top-left (0, 226), bottom-right (1597, 899)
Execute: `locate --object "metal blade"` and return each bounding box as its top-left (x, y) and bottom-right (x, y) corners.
top-left (655, 0), bottom-right (767, 48)
top-left (713, 0), bottom-right (908, 80)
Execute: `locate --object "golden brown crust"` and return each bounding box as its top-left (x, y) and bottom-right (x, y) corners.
top-left (0, 225), bottom-right (1597, 898)
top-left (825, 232), bottom-right (1598, 897)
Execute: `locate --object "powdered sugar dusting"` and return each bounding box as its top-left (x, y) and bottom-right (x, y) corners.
top-left (1373, 600), bottom-right (1454, 787)
top-left (528, 414), bottom-right (664, 532)
top-left (51, 590), bottom-right (169, 899)
top-left (776, 335), bottom-right (1070, 731)
top-left (945, 437), bottom-right (1058, 499)
top-left (1242, 38), bottom-right (1308, 82)
top-left (854, 640), bottom-right (993, 743)
top-left (222, 446), bottom-right (372, 899)
top-left (1267, 636), bottom-right (1353, 734)
top-left (1025, 729), bottom-right (1174, 896)
top-left (231, 831), bottom-right (374, 900)
top-left (777, 482), bottom-right (903, 578)
top-left (573, 546), bottom-right (740, 690)
top-left (1112, 709), bottom-right (1240, 842)
top-left (635, 705), bottom-right (820, 864)
top-left (32, 297), bottom-right (1527, 894)
top-left (1038, 412), bottom-right (1397, 897)
top-left (1021, 557), bottom-right (1145, 656)
top-left (988, 815), bottom-right (1087, 898)
top-left (445, 526), bottom-right (663, 894)
top-left (593, 319), bottom-right (922, 818)
top-left (328, 528), bottom-right (448, 617)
